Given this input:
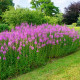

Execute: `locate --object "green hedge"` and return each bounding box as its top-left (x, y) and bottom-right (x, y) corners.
top-left (77, 16), bottom-right (80, 26)
top-left (0, 24), bottom-right (9, 32)
top-left (2, 7), bottom-right (63, 28)
top-left (2, 8), bottom-right (47, 27)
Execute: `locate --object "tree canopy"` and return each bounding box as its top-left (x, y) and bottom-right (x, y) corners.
top-left (63, 1), bottom-right (80, 24)
top-left (0, 0), bottom-right (14, 15)
top-left (0, 0), bottom-right (14, 22)
top-left (30, 0), bottom-right (59, 16)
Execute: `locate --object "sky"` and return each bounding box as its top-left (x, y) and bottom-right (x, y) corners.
top-left (13, 0), bottom-right (80, 13)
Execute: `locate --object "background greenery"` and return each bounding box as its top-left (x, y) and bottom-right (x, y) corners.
top-left (0, 23), bottom-right (9, 32)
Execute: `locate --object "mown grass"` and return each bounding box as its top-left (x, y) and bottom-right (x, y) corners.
top-left (9, 26), bottom-right (80, 80)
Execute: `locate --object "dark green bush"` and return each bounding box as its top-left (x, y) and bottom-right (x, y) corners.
top-left (77, 16), bottom-right (80, 26)
top-left (0, 24), bottom-right (9, 32)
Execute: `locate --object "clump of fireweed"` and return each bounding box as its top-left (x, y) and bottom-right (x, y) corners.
top-left (0, 23), bottom-right (79, 79)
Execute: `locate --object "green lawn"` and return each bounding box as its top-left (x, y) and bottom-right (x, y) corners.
top-left (10, 26), bottom-right (80, 80)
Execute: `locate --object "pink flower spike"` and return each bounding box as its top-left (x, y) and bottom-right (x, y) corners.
top-left (49, 35), bottom-right (53, 38)
top-left (23, 44), bottom-right (25, 47)
top-left (3, 51), bottom-right (6, 55)
top-left (29, 46), bottom-right (34, 50)
top-left (77, 35), bottom-right (79, 39)
top-left (5, 47), bottom-right (8, 50)
top-left (4, 43), bottom-right (6, 46)
top-left (34, 41), bottom-right (37, 44)
top-left (8, 42), bottom-right (12, 46)
top-left (36, 49), bottom-right (39, 52)
top-left (64, 39), bottom-right (66, 41)
top-left (1, 46), bottom-right (4, 50)
top-left (17, 56), bottom-right (20, 59)
top-left (60, 39), bottom-right (61, 41)
top-left (56, 40), bottom-right (59, 44)
top-left (26, 41), bottom-right (28, 44)
top-left (0, 56), bottom-right (1, 59)
top-left (3, 57), bottom-right (6, 60)
top-left (31, 46), bottom-right (34, 50)
top-left (12, 46), bottom-right (16, 50)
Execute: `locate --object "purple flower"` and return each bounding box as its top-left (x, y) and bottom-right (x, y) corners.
top-left (34, 41), bottom-right (37, 44)
top-left (60, 35), bottom-right (63, 37)
top-left (3, 57), bottom-right (6, 60)
top-left (41, 44), bottom-right (46, 47)
top-left (20, 42), bottom-right (22, 46)
top-left (59, 39), bottom-right (61, 41)
top-left (52, 41), bottom-right (55, 45)
top-left (36, 49), bottom-right (39, 52)
top-left (64, 39), bottom-right (66, 41)
top-left (56, 40), bottom-right (59, 44)
top-left (17, 56), bottom-right (20, 59)
top-left (0, 56), bottom-right (1, 59)
top-left (3, 51), bottom-right (6, 55)
top-left (48, 40), bottom-right (52, 44)
top-left (39, 39), bottom-right (43, 42)
top-left (29, 46), bottom-right (34, 50)
top-left (49, 35), bottom-right (53, 38)
top-left (77, 35), bottom-right (79, 39)
top-left (5, 47), bottom-right (8, 50)
top-left (12, 46), bottom-right (16, 50)
top-left (4, 43), bottom-right (6, 46)
top-left (8, 42), bottom-right (12, 46)
top-left (31, 36), bottom-right (35, 40)
top-left (1, 46), bottom-right (4, 50)
top-left (23, 44), bottom-right (25, 47)
top-left (17, 47), bottom-right (22, 52)
top-left (26, 41), bottom-right (28, 44)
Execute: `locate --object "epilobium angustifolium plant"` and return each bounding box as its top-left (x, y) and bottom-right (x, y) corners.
top-left (0, 23), bottom-right (79, 79)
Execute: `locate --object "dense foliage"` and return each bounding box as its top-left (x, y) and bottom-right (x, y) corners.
top-left (0, 0), bottom-right (14, 22)
top-left (2, 8), bottom-right (47, 27)
top-left (63, 1), bottom-right (80, 25)
top-left (0, 23), bottom-right (9, 32)
top-left (0, 23), bottom-right (79, 79)
top-left (77, 16), bottom-right (80, 26)
top-left (2, 8), bottom-right (63, 27)
top-left (30, 0), bottom-right (59, 16)
top-left (44, 13), bottom-right (63, 25)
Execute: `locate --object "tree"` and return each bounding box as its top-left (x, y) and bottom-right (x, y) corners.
top-left (63, 1), bottom-right (80, 24)
top-left (77, 15), bottom-right (80, 26)
top-left (30, 0), bottom-right (59, 16)
top-left (0, 0), bottom-right (14, 22)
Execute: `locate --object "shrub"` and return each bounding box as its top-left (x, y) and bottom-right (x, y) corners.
top-left (0, 23), bottom-right (79, 79)
top-left (0, 23), bottom-right (9, 32)
top-left (44, 13), bottom-right (63, 25)
top-left (77, 16), bottom-right (80, 26)
top-left (72, 23), bottom-right (77, 27)
top-left (54, 13), bottom-right (63, 25)
top-left (2, 8), bottom-right (46, 27)
top-left (44, 16), bottom-right (58, 25)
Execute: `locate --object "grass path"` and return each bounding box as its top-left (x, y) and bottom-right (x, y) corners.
top-left (12, 49), bottom-right (80, 80)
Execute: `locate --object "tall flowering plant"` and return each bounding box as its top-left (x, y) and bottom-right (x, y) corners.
top-left (0, 23), bottom-right (79, 79)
